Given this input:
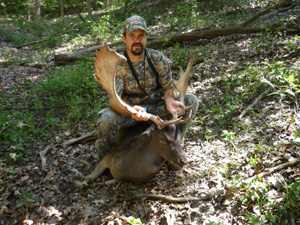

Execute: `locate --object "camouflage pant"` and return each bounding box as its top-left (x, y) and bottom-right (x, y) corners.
top-left (95, 93), bottom-right (199, 158)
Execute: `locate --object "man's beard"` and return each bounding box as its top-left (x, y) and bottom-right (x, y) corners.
top-left (131, 43), bottom-right (144, 56)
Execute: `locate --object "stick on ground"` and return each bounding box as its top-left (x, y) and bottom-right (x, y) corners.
top-left (135, 189), bottom-right (224, 203)
top-left (239, 87), bottom-right (271, 119)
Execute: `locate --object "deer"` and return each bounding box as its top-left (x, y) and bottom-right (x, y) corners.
top-left (74, 44), bottom-right (196, 185)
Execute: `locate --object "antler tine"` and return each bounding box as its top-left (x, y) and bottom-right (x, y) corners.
top-left (173, 54), bottom-right (195, 104)
top-left (149, 115), bottom-right (183, 130)
top-left (171, 53), bottom-right (196, 121)
top-left (176, 110), bottom-right (193, 124)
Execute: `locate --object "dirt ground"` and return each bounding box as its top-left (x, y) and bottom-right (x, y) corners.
top-left (1, 24), bottom-right (300, 225)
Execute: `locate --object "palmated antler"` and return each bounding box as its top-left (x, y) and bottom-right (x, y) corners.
top-left (94, 44), bottom-right (182, 129)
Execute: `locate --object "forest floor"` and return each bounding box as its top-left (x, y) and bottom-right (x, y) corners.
top-left (1, 7), bottom-right (300, 225)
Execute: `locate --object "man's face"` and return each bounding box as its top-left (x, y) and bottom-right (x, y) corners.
top-left (123, 29), bottom-right (147, 56)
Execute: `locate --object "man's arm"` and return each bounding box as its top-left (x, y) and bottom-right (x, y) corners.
top-left (109, 97), bottom-right (149, 121)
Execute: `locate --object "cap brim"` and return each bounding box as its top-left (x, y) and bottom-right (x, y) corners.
top-left (126, 26), bottom-right (147, 34)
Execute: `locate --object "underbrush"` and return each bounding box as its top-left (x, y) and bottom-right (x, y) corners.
top-left (193, 32), bottom-right (299, 224)
top-left (0, 60), bottom-right (107, 163)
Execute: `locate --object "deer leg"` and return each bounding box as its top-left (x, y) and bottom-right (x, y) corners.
top-left (86, 158), bottom-right (108, 180)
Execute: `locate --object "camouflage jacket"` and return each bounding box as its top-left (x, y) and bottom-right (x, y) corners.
top-left (115, 48), bottom-right (173, 105)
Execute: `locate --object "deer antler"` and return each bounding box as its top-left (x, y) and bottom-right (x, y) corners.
top-left (172, 54), bottom-right (196, 119)
top-left (94, 44), bottom-right (183, 129)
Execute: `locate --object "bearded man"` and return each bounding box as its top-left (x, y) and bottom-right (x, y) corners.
top-left (95, 15), bottom-right (199, 158)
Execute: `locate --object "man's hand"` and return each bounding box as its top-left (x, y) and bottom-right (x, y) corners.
top-left (166, 100), bottom-right (185, 116)
top-left (131, 105), bottom-right (149, 121)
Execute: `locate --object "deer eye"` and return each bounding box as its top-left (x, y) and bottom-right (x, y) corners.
top-left (159, 137), bottom-right (167, 143)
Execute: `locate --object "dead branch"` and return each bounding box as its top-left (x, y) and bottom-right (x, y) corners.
top-left (240, 0), bottom-right (292, 27)
top-left (40, 144), bottom-right (57, 171)
top-left (239, 87), bottom-right (271, 120)
top-left (40, 130), bottom-right (96, 171)
top-left (135, 189), bottom-right (224, 203)
top-left (62, 131), bottom-right (97, 147)
top-left (258, 157), bottom-right (300, 178)
top-left (244, 157), bottom-right (300, 185)
top-left (16, 25), bottom-right (77, 49)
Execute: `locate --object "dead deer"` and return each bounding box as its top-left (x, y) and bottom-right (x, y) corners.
top-left (79, 44), bottom-right (195, 184)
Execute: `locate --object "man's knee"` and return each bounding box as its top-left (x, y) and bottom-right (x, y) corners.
top-left (96, 108), bottom-right (118, 136)
top-left (184, 93), bottom-right (199, 117)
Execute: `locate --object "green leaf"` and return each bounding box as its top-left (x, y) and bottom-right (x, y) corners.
top-left (261, 78), bottom-right (276, 88)
top-left (31, 194), bottom-right (41, 202)
top-left (4, 168), bottom-right (17, 174)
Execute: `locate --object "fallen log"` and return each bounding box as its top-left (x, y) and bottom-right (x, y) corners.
top-left (240, 0), bottom-right (292, 27)
top-left (52, 26), bottom-right (264, 65)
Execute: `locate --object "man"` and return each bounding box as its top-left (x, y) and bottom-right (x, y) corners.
top-left (95, 15), bottom-right (199, 158)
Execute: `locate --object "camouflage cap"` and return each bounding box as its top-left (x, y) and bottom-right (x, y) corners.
top-left (123, 15), bottom-right (147, 34)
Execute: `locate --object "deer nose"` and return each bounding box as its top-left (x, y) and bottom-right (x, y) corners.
top-left (179, 156), bottom-right (187, 165)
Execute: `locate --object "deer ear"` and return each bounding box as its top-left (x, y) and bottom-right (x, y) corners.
top-left (133, 124), bottom-right (155, 144)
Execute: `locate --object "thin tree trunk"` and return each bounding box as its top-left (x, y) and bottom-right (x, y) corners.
top-left (59, 0), bottom-right (64, 17)
top-left (87, 0), bottom-right (92, 16)
top-left (123, 0), bottom-right (130, 19)
top-left (34, 0), bottom-right (41, 19)
top-left (92, 0), bottom-right (97, 10)
top-left (65, 0), bottom-right (86, 23)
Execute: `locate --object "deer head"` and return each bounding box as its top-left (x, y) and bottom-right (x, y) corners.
top-left (94, 44), bottom-right (194, 129)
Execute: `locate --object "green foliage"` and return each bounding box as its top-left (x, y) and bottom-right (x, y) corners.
top-left (226, 176), bottom-right (300, 224)
top-left (222, 59), bottom-right (300, 113)
top-left (248, 155), bottom-right (261, 169)
top-left (240, 179), bottom-right (269, 204)
top-left (221, 130), bottom-right (237, 151)
top-left (278, 179), bottom-right (300, 224)
top-left (209, 222), bottom-right (225, 225)
top-left (205, 128), bottom-right (214, 142)
top-left (1, 60), bottom-right (107, 163)
top-left (266, 62), bottom-right (300, 101)
top-left (128, 216), bottom-right (142, 225)
top-left (16, 187), bottom-right (41, 206)
top-left (122, 187), bottom-right (134, 197)
top-left (4, 167), bottom-right (17, 174)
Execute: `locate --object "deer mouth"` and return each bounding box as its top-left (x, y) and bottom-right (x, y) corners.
top-left (170, 157), bottom-right (187, 170)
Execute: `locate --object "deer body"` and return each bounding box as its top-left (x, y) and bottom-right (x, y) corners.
top-left (79, 44), bottom-right (197, 184)
top-left (87, 123), bottom-right (186, 181)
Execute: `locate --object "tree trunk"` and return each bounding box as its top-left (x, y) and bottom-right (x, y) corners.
top-left (123, 0), bottom-right (130, 19)
top-left (27, 0), bottom-right (32, 22)
top-left (65, 0), bottom-right (87, 23)
top-left (104, 0), bottom-right (109, 7)
top-left (92, 0), bottom-right (97, 10)
top-left (59, 0), bottom-right (64, 17)
top-left (27, 8), bottom-right (31, 22)
top-left (34, 0), bottom-right (41, 19)
top-left (87, 0), bottom-right (92, 16)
